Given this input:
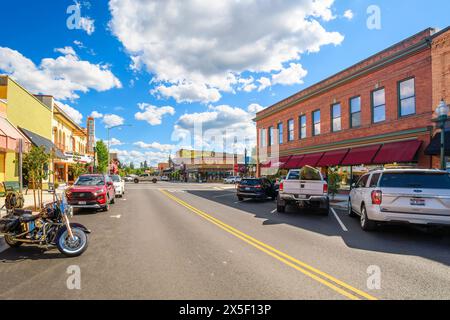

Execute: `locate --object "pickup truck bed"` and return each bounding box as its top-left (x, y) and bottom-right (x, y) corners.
top-left (277, 167), bottom-right (329, 215)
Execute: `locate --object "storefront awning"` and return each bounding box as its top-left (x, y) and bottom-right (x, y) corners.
top-left (425, 131), bottom-right (450, 156)
top-left (317, 149), bottom-right (349, 167)
top-left (373, 140), bottom-right (422, 164)
top-left (341, 144), bottom-right (381, 166)
top-left (0, 117), bottom-right (31, 152)
top-left (284, 155), bottom-right (304, 169)
top-left (297, 152), bottom-right (324, 167)
top-left (260, 160), bottom-right (272, 168)
top-left (19, 127), bottom-right (67, 159)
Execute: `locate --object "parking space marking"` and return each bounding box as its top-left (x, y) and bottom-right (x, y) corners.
top-left (270, 209), bottom-right (277, 214)
top-left (213, 193), bottom-right (236, 198)
top-left (331, 208), bottom-right (348, 232)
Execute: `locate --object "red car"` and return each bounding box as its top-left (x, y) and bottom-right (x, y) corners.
top-left (66, 174), bottom-right (116, 212)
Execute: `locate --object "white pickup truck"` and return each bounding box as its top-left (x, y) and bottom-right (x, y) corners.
top-left (277, 166), bottom-right (330, 215)
top-left (133, 173), bottom-right (160, 184)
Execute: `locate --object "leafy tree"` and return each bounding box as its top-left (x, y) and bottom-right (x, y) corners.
top-left (23, 146), bottom-right (50, 210)
top-left (327, 167), bottom-right (341, 200)
top-left (96, 140), bottom-right (109, 174)
top-left (71, 153), bottom-right (88, 180)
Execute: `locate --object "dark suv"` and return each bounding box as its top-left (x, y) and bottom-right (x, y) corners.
top-left (237, 178), bottom-right (278, 201)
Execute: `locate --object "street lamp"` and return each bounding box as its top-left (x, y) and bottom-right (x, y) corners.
top-left (434, 99), bottom-right (449, 170)
top-left (107, 124), bottom-right (132, 174)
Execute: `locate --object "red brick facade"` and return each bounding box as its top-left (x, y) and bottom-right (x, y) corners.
top-left (256, 27), bottom-right (450, 176)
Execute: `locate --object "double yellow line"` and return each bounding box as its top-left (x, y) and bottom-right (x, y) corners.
top-left (160, 189), bottom-right (378, 301)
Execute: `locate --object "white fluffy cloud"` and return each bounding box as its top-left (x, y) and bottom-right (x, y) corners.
top-left (0, 46), bottom-right (121, 101)
top-left (272, 63), bottom-right (308, 85)
top-left (56, 101), bottom-right (84, 125)
top-left (343, 10), bottom-right (354, 20)
top-left (134, 141), bottom-right (176, 152)
top-left (134, 103), bottom-right (176, 126)
top-left (90, 111), bottom-right (104, 119)
top-left (102, 114), bottom-right (125, 128)
top-left (247, 103), bottom-right (265, 114)
top-left (109, 0), bottom-right (344, 103)
top-left (106, 138), bottom-right (124, 146)
top-left (111, 149), bottom-right (170, 167)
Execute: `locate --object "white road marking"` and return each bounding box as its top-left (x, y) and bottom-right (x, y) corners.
top-left (331, 207), bottom-right (348, 232)
top-left (213, 193), bottom-right (235, 198)
top-left (270, 209), bottom-right (277, 214)
top-left (110, 215), bottom-right (122, 219)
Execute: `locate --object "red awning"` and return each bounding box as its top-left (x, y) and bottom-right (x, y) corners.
top-left (341, 144), bottom-right (382, 166)
top-left (260, 160), bottom-right (271, 168)
top-left (372, 140), bottom-right (422, 164)
top-left (284, 155), bottom-right (304, 169)
top-left (278, 156), bottom-right (292, 169)
top-left (317, 149), bottom-right (349, 167)
top-left (297, 152), bottom-right (324, 167)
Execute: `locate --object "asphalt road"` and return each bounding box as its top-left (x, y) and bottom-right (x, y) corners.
top-left (0, 182), bottom-right (449, 300)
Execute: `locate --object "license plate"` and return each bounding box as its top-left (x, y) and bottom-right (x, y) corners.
top-left (297, 195), bottom-right (307, 199)
top-left (410, 198), bottom-right (425, 206)
top-left (78, 201), bottom-right (87, 205)
top-left (245, 187), bottom-right (251, 191)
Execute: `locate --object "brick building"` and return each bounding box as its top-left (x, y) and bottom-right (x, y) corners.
top-left (255, 27), bottom-right (450, 186)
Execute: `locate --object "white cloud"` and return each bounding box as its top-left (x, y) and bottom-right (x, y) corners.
top-left (248, 103), bottom-right (265, 114)
top-left (134, 103), bottom-right (176, 126)
top-left (106, 138), bottom-right (124, 146)
top-left (90, 111), bottom-right (104, 119)
top-left (111, 149), bottom-right (170, 167)
top-left (0, 47), bottom-right (122, 101)
top-left (102, 114), bottom-right (125, 128)
top-left (343, 9), bottom-right (354, 20)
top-left (79, 17), bottom-right (96, 35)
top-left (257, 77), bottom-right (272, 92)
top-left (55, 46), bottom-right (77, 56)
top-left (272, 63), bottom-right (308, 86)
top-left (109, 0), bottom-right (344, 103)
top-left (134, 141), bottom-right (175, 152)
top-left (56, 101), bottom-right (84, 125)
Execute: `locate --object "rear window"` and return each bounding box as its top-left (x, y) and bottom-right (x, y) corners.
top-left (380, 172), bottom-right (450, 189)
top-left (240, 179), bottom-right (262, 186)
top-left (287, 171), bottom-right (300, 180)
top-left (300, 167), bottom-right (322, 181)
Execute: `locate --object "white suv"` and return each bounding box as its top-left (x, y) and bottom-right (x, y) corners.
top-left (348, 169), bottom-right (450, 231)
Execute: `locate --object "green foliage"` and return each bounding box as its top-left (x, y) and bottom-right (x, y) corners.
top-left (96, 140), bottom-right (109, 174)
top-left (327, 167), bottom-right (341, 199)
top-left (72, 153), bottom-right (88, 180)
top-left (22, 146), bottom-right (50, 210)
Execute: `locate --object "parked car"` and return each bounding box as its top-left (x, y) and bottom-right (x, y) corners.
top-left (66, 174), bottom-right (116, 212)
top-left (237, 178), bottom-right (277, 201)
top-left (134, 173), bottom-right (160, 184)
top-left (111, 175), bottom-right (125, 197)
top-left (348, 169), bottom-right (450, 231)
top-left (277, 166), bottom-right (329, 215)
top-left (161, 176), bottom-right (170, 181)
top-left (225, 176), bottom-right (241, 184)
top-left (124, 175), bottom-right (135, 182)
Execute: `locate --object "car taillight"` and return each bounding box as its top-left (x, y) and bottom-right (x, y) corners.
top-left (254, 185), bottom-right (262, 189)
top-left (323, 183), bottom-right (328, 194)
top-left (279, 182), bottom-right (284, 192)
top-left (371, 190), bottom-right (382, 205)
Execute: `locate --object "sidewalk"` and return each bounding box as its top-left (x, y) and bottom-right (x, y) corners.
top-left (330, 193), bottom-right (349, 209)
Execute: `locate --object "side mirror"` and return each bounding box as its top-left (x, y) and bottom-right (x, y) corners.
top-left (351, 183), bottom-right (356, 189)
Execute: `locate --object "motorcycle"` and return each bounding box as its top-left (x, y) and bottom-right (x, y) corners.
top-left (0, 192), bottom-right (90, 257)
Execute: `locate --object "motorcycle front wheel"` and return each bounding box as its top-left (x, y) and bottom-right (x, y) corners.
top-left (56, 228), bottom-right (88, 257)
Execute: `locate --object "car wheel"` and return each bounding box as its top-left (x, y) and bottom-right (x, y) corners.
top-left (134, 179), bottom-right (139, 184)
top-left (360, 205), bottom-right (376, 231)
top-left (102, 203), bottom-right (110, 212)
top-left (238, 196), bottom-right (244, 201)
top-left (110, 196), bottom-right (115, 204)
top-left (347, 198), bottom-right (357, 217)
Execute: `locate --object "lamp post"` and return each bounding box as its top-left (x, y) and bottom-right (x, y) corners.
top-left (434, 99), bottom-right (449, 170)
top-left (107, 124), bottom-right (132, 174)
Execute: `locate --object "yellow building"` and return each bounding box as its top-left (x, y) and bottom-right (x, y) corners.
top-left (51, 101), bottom-right (93, 184)
top-left (0, 76), bottom-right (51, 186)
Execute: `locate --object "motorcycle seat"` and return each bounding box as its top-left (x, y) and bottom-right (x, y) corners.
top-left (13, 209), bottom-right (33, 216)
top-left (19, 214), bottom-right (40, 223)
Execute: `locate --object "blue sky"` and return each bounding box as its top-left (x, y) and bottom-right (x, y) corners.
top-left (0, 0), bottom-right (449, 165)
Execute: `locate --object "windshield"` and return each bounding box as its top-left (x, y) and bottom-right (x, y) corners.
top-left (380, 172), bottom-right (450, 189)
top-left (75, 176), bottom-right (105, 186)
top-left (111, 175), bottom-right (121, 182)
top-left (240, 179), bottom-right (262, 186)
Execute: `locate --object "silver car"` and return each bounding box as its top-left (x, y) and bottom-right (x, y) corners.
top-left (348, 169), bottom-right (450, 231)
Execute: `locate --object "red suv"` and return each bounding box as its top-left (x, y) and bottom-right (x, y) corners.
top-left (66, 174), bottom-right (116, 212)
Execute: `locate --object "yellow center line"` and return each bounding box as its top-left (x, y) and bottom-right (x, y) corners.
top-left (160, 189), bottom-right (378, 301)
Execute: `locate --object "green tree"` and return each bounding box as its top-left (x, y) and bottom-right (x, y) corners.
top-left (72, 152), bottom-right (88, 180)
top-left (23, 146), bottom-right (50, 210)
top-left (327, 167), bottom-right (341, 200)
top-left (96, 140), bottom-right (109, 174)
